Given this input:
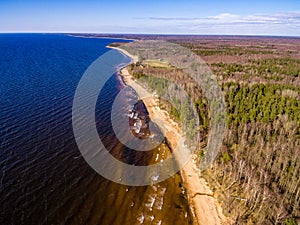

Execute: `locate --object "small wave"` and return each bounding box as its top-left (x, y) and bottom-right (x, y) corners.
top-left (158, 187), bottom-right (167, 196)
top-left (151, 185), bottom-right (158, 192)
top-left (149, 215), bottom-right (155, 221)
top-left (137, 212), bottom-right (145, 224)
top-left (151, 174), bottom-right (159, 182)
top-left (145, 194), bottom-right (157, 211)
top-left (154, 196), bottom-right (164, 210)
top-left (155, 153), bottom-right (160, 162)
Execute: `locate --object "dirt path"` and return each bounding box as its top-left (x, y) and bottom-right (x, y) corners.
top-left (120, 67), bottom-right (229, 225)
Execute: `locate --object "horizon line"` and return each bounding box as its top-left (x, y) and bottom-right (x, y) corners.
top-left (0, 31), bottom-right (300, 38)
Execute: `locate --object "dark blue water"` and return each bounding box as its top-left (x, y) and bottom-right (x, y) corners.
top-left (0, 34), bottom-right (191, 225)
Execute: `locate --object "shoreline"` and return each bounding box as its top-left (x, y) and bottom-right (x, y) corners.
top-left (115, 46), bottom-right (229, 225)
top-left (107, 45), bottom-right (139, 63)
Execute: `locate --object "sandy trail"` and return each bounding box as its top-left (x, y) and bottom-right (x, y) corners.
top-left (120, 67), bottom-right (229, 225)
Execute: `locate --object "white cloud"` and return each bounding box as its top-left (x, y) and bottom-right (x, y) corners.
top-left (209, 13), bottom-right (240, 20)
top-left (145, 12), bottom-right (300, 35)
top-left (148, 11), bottom-right (300, 25)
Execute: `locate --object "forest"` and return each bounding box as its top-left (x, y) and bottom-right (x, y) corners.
top-left (122, 36), bottom-right (300, 224)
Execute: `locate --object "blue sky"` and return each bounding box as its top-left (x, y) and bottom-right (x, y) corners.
top-left (1, 0), bottom-right (300, 36)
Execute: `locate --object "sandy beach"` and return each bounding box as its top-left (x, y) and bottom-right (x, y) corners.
top-left (119, 65), bottom-right (229, 225)
top-left (107, 46), bottom-right (139, 63)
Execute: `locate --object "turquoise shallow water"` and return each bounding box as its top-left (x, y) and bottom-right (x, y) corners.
top-left (0, 34), bottom-right (192, 225)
